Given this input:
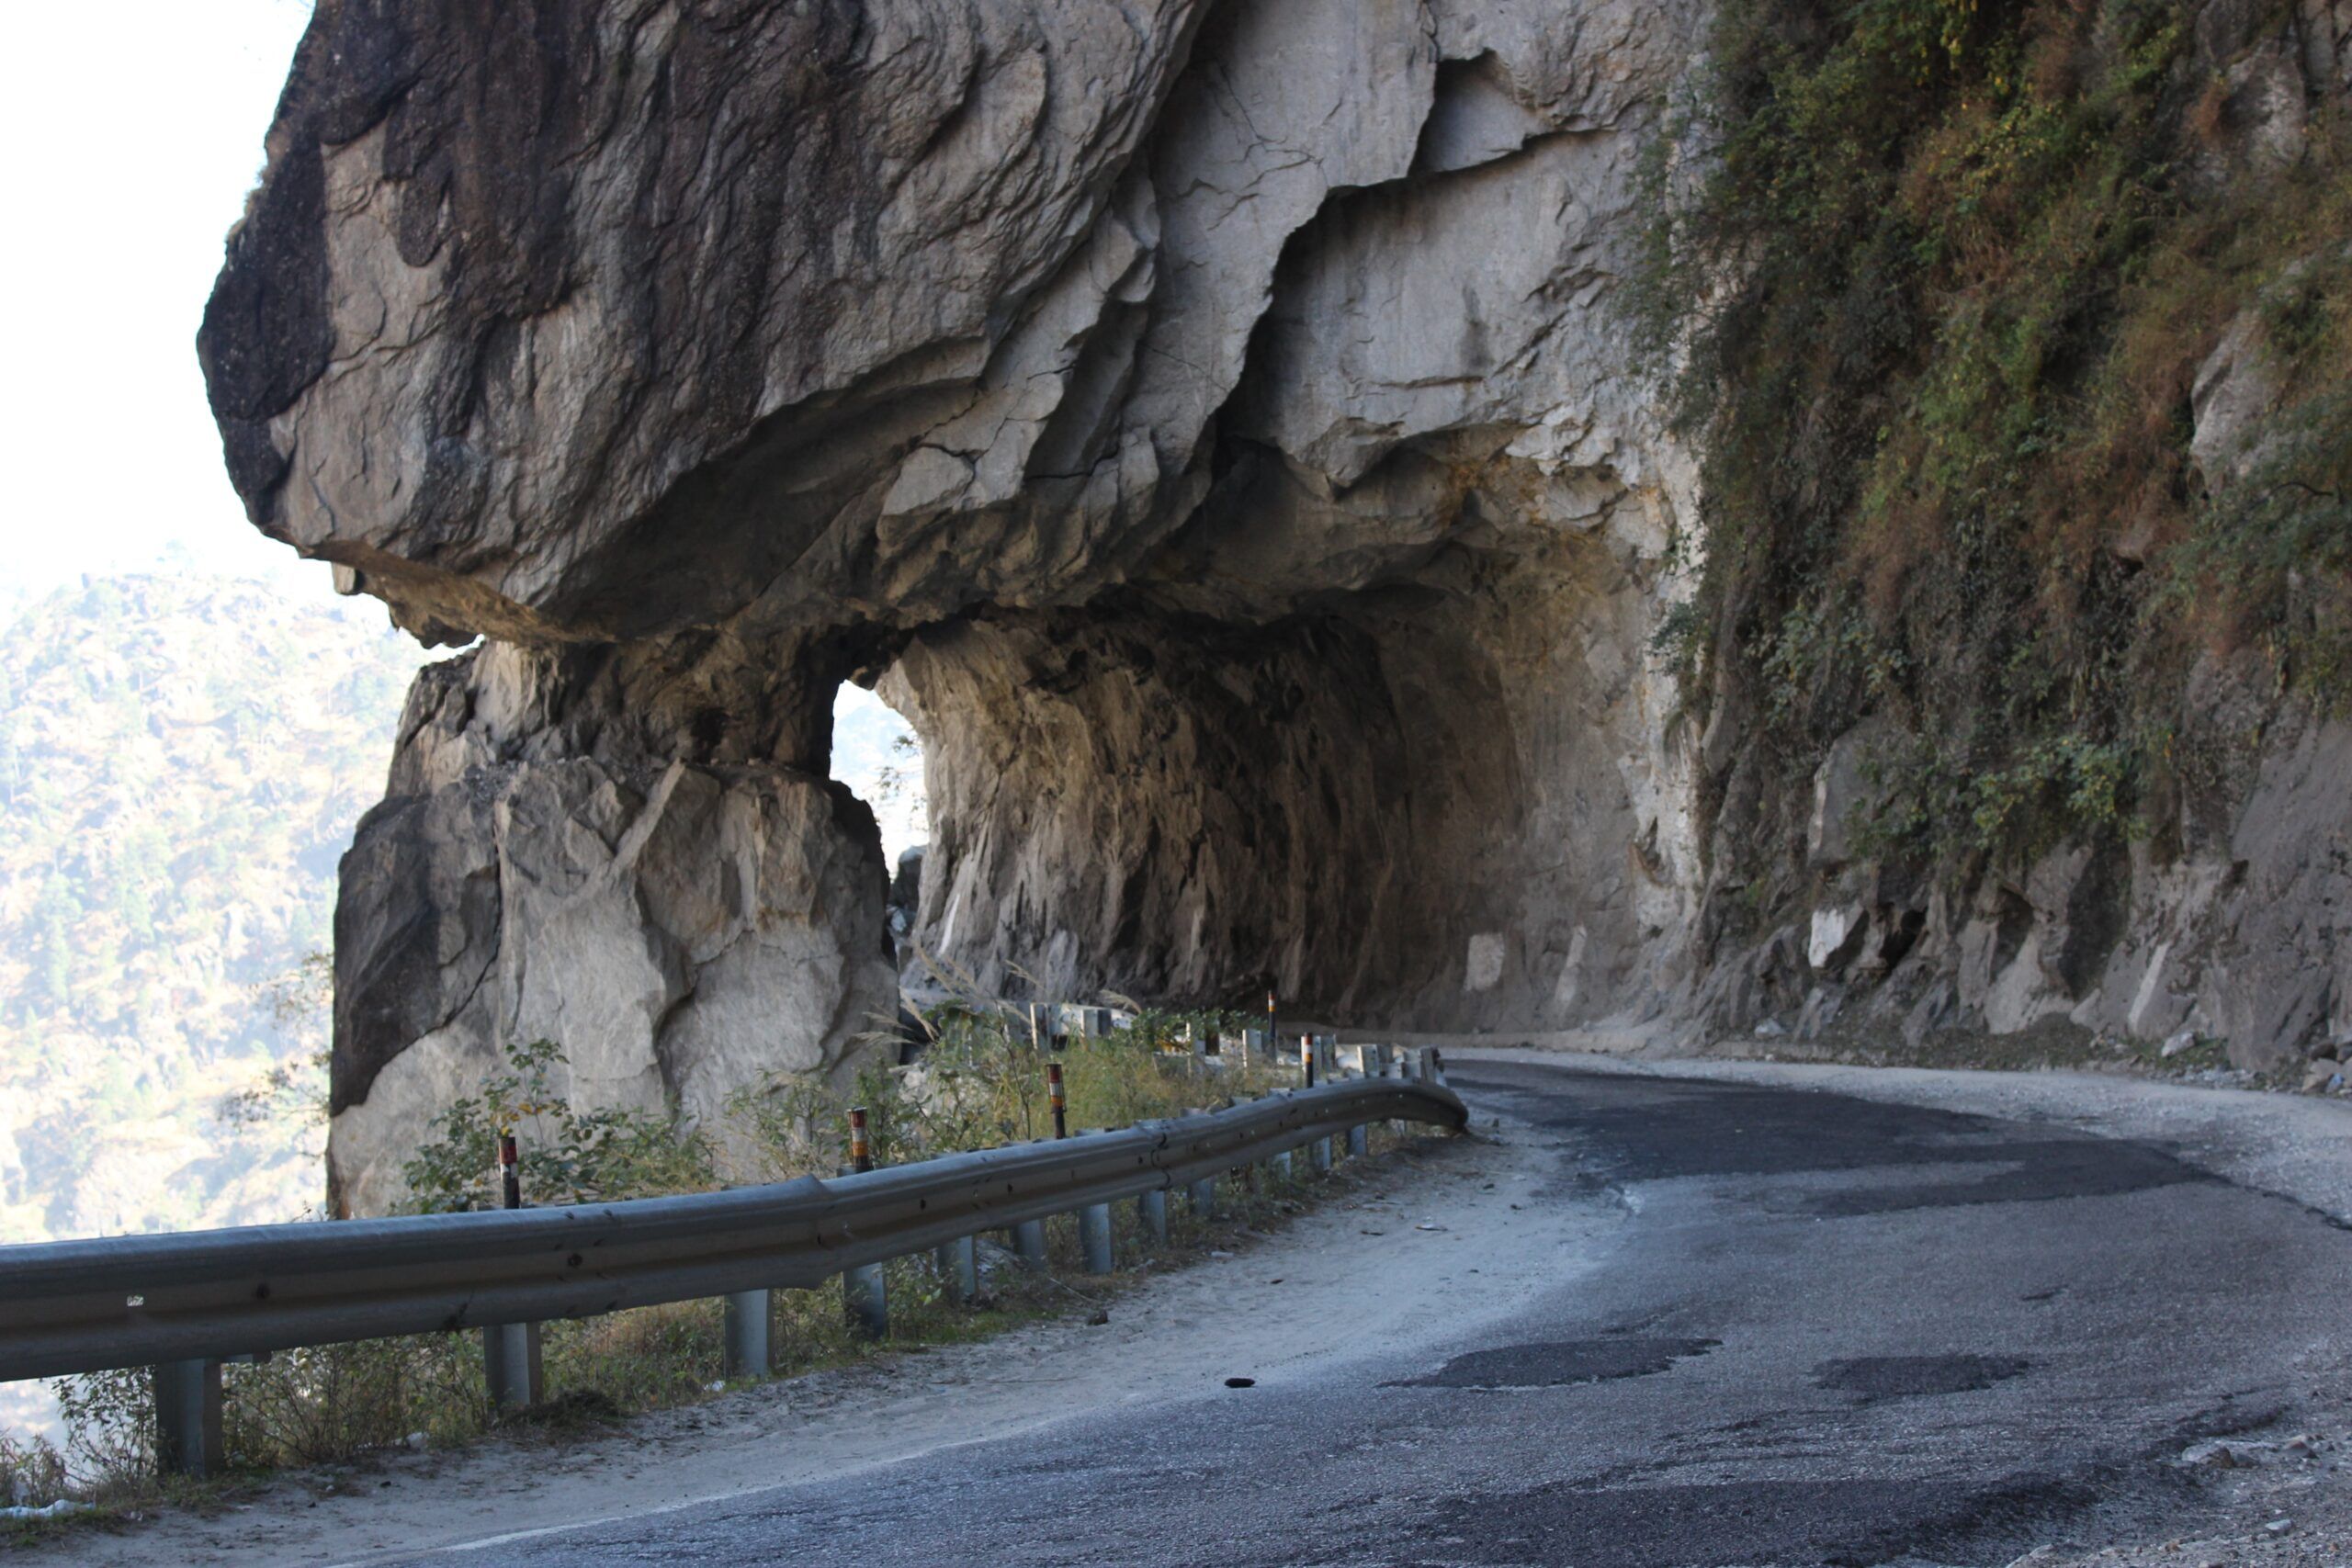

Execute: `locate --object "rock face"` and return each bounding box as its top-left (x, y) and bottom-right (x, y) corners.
top-left (203, 0), bottom-right (2348, 1208)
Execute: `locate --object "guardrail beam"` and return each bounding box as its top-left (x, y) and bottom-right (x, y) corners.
top-left (0, 1078), bottom-right (1466, 1391)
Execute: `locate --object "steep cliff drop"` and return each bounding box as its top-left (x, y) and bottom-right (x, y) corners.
top-left (198, 0), bottom-right (2348, 1213)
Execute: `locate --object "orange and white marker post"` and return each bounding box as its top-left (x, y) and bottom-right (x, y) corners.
top-left (842, 1108), bottom-right (888, 1337)
top-left (482, 1121), bottom-right (543, 1408)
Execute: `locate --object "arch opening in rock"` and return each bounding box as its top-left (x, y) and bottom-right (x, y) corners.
top-left (200, 0), bottom-right (1716, 1212)
top-left (881, 479), bottom-right (1700, 1032)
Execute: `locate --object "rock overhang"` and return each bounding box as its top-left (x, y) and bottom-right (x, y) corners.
top-left (200, 0), bottom-right (1712, 1212)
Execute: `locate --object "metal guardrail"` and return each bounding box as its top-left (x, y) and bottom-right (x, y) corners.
top-left (0, 1074), bottom-right (1463, 1397)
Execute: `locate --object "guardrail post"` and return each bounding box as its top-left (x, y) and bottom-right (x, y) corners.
top-left (1080, 1202), bottom-right (1114, 1273)
top-left (153, 1358), bottom-right (221, 1477)
top-left (935, 1236), bottom-right (978, 1303)
top-left (1188, 1176), bottom-right (1217, 1217)
top-left (1310, 1134), bottom-right (1333, 1174)
top-left (1271, 1149), bottom-right (1293, 1184)
top-left (483, 1320), bottom-right (543, 1411)
top-left (1014, 1218), bottom-right (1048, 1267)
top-left (1137, 1188), bottom-right (1169, 1246)
top-left (723, 1290), bottom-right (770, 1378)
top-left (843, 1263), bottom-right (888, 1339)
top-left (1343, 1040), bottom-right (1373, 1158)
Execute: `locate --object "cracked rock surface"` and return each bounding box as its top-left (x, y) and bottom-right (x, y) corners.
top-left (201, 0), bottom-right (2346, 1211)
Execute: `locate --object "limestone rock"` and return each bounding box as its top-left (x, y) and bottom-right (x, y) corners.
top-left (2191, 310), bottom-right (2288, 486)
top-left (1807, 720), bottom-right (1890, 869)
top-left (198, 0), bottom-right (2352, 1200)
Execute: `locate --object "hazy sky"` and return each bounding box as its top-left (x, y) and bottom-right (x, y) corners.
top-left (3, 2), bottom-right (317, 594)
top-left (0, 2), bottom-right (924, 842)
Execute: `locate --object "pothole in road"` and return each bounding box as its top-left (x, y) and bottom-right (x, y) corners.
top-left (1814, 1353), bottom-right (2031, 1401)
top-left (1390, 1337), bottom-right (1720, 1391)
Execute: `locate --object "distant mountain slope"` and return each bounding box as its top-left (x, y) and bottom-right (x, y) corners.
top-left (0, 574), bottom-right (419, 1243)
top-left (832, 683), bottom-right (926, 865)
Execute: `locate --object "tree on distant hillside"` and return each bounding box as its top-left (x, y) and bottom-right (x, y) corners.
top-left (0, 574), bottom-right (420, 1244)
top-left (33, 875), bottom-right (76, 1011)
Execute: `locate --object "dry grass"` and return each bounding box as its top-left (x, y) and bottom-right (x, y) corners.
top-left (6, 1006), bottom-right (1419, 1546)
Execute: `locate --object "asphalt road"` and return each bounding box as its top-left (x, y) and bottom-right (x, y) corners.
top-left (396, 1059), bottom-right (2352, 1567)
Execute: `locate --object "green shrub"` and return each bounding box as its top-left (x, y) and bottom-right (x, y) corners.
top-left (401, 1038), bottom-right (718, 1212)
top-left (1637, 0), bottom-right (2352, 888)
top-left (30, 1003), bottom-right (1388, 1521)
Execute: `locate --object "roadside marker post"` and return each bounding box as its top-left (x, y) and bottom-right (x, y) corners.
top-left (483, 1124), bottom-right (545, 1410)
top-left (1049, 1062), bottom-right (1069, 1141)
top-left (843, 1109), bottom-right (888, 1338)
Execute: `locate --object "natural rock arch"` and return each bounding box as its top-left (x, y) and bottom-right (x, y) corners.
top-left (196, 0), bottom-right (1710, 1213)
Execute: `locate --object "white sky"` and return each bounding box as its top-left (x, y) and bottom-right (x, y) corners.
top-left (0, 2), bottom-right (926, 850)
top-left (0, 1), bottom-right (320, 596)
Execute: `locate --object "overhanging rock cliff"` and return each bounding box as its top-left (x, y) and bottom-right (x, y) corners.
top-left (201, 0), bottom-right (2349, 1213)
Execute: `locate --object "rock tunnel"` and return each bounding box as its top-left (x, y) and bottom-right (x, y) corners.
top-left (199, 0), bottom-right (1712, 1213)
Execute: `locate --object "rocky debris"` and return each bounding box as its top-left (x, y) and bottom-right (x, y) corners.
top-left (888, 845), bottom-right (925, 944)
top-left (201, 0), bottom-right (2352, 1203)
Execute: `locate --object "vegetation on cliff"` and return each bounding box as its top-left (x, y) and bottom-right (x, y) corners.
top-left (1641, 0), bottom-right (2352, 900)
top-left (0, 574), bottom-right (416, 1244)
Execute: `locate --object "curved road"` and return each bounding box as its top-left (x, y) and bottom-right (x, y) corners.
top-left (379, 1057), bottom-right (2352, 1566)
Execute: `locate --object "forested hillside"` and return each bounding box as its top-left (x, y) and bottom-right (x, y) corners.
top-left (0, 575), bottom-right (417, 1243)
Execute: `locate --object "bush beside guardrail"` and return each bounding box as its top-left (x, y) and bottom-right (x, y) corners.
top-left (0, 1048), bottom-right (1458, 1479)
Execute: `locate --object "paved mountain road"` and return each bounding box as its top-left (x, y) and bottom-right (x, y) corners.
top-left (374, 1058), bottom-right (2352, 1567)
